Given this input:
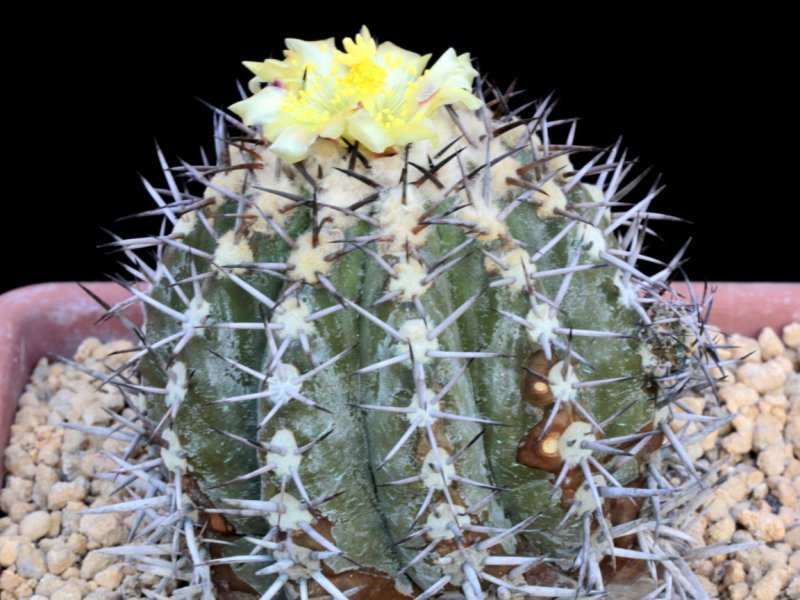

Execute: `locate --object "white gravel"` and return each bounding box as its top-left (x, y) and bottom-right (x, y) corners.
top-left (0, 338), bottom-right (152, 600)
top-left (682, 324), bottom-right (800, 600)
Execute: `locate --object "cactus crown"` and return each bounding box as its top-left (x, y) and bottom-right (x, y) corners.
top-left (79, 27), bottom-right (733, 600)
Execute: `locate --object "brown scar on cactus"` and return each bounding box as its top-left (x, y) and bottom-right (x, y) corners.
top-left (71, 24), bottom-right (756, 600)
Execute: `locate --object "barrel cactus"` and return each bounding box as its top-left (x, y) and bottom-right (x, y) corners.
top-left (83, 26), bottom-right (735, 599)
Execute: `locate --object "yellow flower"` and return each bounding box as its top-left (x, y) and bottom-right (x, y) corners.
top-left (230, 26), bottom-right (482, 163)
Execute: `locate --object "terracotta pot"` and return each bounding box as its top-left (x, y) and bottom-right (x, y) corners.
top-left (1, 281), bottom-right (798, 482)
top-left (670, 282), bottom-right (800, 339)
top-left (0, 283), bottom-right (142, 481)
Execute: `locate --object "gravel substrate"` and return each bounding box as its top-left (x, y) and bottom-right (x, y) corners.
top-left (679, 323), bottom-right (800, 600)
top-left (1, 324), bottom-right (799, 599)
top-left (0, 339), bottom-right (149, 599)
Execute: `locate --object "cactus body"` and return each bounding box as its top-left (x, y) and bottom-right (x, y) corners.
top-left (97, 27), bottom-right (725, 600)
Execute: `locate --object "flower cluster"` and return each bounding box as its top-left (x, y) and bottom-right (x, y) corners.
top-left (230, 26), bottom-right (481, 163)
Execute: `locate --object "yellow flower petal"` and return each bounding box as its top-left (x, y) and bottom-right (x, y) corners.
top-left (243, 38), bottom-right (336, 93)
top-left (319, 114), bottom-right (346, 140)
top-left (345, 109), bottom-right (393, 153)
top-left (284, 37), bottom-right (337, 76)
top-left (229, 86), bottom-right (287, 127)
top-left (415, 48), bottom-right (481, 114)
top-left (234, 29), bottom-right (483, 163)
top-left (390, 119), bottom-right (438, 146)
top-left (243, 59), bottom-right (304, 91)
top-left (269, 125), bottom-right (322, 163)
top-left (376, 43), bottom-right (430, 90)
top-left (336, 25), bottom-right (377, 67)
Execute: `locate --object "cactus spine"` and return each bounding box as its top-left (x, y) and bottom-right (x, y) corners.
top-left (86, 26), bottom-right (731, 600)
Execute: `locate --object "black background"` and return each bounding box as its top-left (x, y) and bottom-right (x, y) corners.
top-left (5, 8), bottom-right (796, 294)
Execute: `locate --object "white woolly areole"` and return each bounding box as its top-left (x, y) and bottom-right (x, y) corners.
top-left (248, 190), bottom-right (292, 236)
top-left (583, 183), bottom-right (605, 205)
top-left (267, 429), bottom-right (302, 477)
top-left (153, 262), bottom-right (169, 284)
top-left (213, 229), bottom-right (254, 274)
top-left (573, 474), bottom-right (607, 516)
top-left (438, 546), bottom-right (489, 588)
top-left (397, 319), bottom-right (439, 364)
top-left (267, 364), bottom-right (301, 405)
top-left (420, 448), bottom-right (455, 490)
top-left (182, 296), bottom-right (210, 335)
top-left (273, 297), bottom-right (313, 340)
top-left (377, 186), bottom-right (430, 257)
top-left (484, 247), bottom-right (534, 291)
top-left (639, 344), bottom-right (659, 374)
top-left (165, 362), bottom-right (188, 408)
top-left (288, 228), bottom-right (343, 284)
top-left (204, 146), bottom-right (247, 211)
top-left (440, 106), bottom-right (520, 200)
top-left (160, 429), bottom-right (187, 472)
top-left (267, 493), bottom-right (312, 531)
top-left (343, 138), bottom-right (436, 189)
top-left (316, 163), bottom-right (372, 230)
top-left (548, 361), bottom-right (579, 403)
top-left (172, 211), bottom-right (197, 238)
top-left (425, 502), bottom-right (470, 540)
top-left (458, 201), bottom-right (508, 242)
top-left (546, 152), bottom-right (574, 184)
top-left (459, 143), bottom-right (522, 202)
top-left (577, 222), bottom-right (607, 261)
top-left (269, 545), bottom-right (321, 580)
top-left (485, 138), bottom-right (523, 199)
top-left (655, 405), bottom-right (670, 426)
top-left (526, 304), bottom-right (560, 345)
top-left (247, 149), bottom-right (295, 236)
top-left (613, 270), bottom-right (640, 309)
top-left (534, 178), bottom-right (567, 219)
top-left (557, 421), bottom-right (595, 461)
top-left (302, 138), bottom-right (352, 175)
top-left (497, 120), bottom-right (543, 151)
top-left (389, 260), bottom-right (431, 301)
top-left (371, 131), bottom-right (477, 196)
top-left (406, 387), bottom-right (438, 428)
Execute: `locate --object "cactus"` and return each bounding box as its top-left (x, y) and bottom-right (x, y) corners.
top-left (82, 26), bottom-right (736, 600)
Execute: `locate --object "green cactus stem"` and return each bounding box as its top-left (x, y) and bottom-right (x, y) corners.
top-left (77, 26), bottom-right (735, 600)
